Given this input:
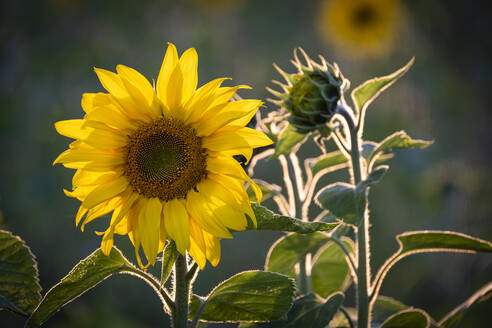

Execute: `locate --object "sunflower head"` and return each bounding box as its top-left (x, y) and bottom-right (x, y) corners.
top-left (317, 0), bottom-right (403, 57)
top-left (54, 43), bottom-right (272, 269)
top-left (268, 48), bottom-right (348, 134)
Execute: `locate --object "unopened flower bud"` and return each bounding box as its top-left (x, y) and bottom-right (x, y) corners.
top-left (268, 48), bottom-right (349, 134)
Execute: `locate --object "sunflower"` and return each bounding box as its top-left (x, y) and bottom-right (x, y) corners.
top-left (317, 0), bottom-right (403, 57)
top-left (54, 43), bottom-right (272, 269)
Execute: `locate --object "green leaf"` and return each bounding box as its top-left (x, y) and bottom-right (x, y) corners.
top-left (247, 204), bottom-right (339, 233)
top-left (311, 238), bottom-right (354, 297)
top-left (307, 151), bottom-right (348, 176)
top-left (373, 231), bottom-right (492, 304)
top-left (0, 230), bottom-right (41, 316)
top-left (159, 241), bottom-right (178, 286)
top-left (266, 232), bottom-right (331, 276)
top-left (369, 131), bottom-right (433, 166)
top-left (287, 292), bottom-right (344, 327)
top-left (247, 179), bottom-right (282, 202)
top-left (273, 124), bottom-right (308, 157)
top-left (362, 165), bottom-right (389, 187)
top-left (240, 292), bottom-right (344, 328)
top-left (372, 296), bottom-right (409, 325)
top-left (351, 58), bottom-right (414, 115)
top-left (315, 182), bottom-right (357, 225)
top-left (191, 270), bottom-right (295, 322)
top-left (380, 309), bottom-right (430, 328)
top-left (26, 247), bottom-right (143, 328)
top-left (438, 281), bottom-right (492, 328)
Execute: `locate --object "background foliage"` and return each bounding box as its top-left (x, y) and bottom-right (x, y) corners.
top-left (1, 0), bottom-right (491, 326)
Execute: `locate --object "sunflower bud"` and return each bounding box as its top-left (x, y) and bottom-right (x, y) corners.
top-left (268, 48), bottom-right (349, 134)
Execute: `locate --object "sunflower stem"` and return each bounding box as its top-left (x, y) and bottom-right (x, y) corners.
top-left (172, 253), bottom-right (190, 328)
top-left (338, 105), bottom-right (371, 328)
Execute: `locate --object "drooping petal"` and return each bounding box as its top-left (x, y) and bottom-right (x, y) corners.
top-left (163, 199), bottom-right (190, 254)
top-left (188, 218), bottom-right (207, 269)
top-left (186, 190), bottom-right (232, 239)
top-left (81, 176), bottom-right (129, 209)
top-left (207, 156), bottom-right (262, 204)
top-left (203, 231), bottom-right (221, 267)
top-left (137, 197), bottom-right (162, 265)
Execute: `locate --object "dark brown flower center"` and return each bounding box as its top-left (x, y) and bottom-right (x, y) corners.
top-left (352, 3), bottom-right (377, 28)
top-left (125, 118), bottom-right (207, 201)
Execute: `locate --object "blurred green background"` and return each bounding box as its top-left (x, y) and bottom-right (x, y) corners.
top-left (1, 0), bottom-right (491, 327)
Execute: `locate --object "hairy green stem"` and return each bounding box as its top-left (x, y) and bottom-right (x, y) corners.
top-left (172, 254), bottom-right (190, 328)
top-left (339, 106), bottom-right (370, 328)
top-left (128, 267), bottom-right (174, 313)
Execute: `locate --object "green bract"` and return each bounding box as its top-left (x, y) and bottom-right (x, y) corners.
top-left (268, 48), bottom-right (349, 134)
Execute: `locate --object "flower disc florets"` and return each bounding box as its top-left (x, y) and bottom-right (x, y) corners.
top-left (268, 48), bottom-right (349, 134)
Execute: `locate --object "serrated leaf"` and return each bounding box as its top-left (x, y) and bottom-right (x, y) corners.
top-left (373, 231), bottom-right (492, 304)
top-left (266, 232), bottom-right (331, 276)
top-left (369, 131), bottom-right (433, 166)
top-left (380, 309), bottom-right (430, 328)
top-left (0, 230), bottom-right (41, 316)
top-left (26, 247), bottom-right (142, 328)
top-left (315, 182), bottom-right (357, 225)
top-left (191, 270), bottom-right (295, 322)
top-left (159, 241), bottom-right (178, 286)
top-left (372, 296), bottom-right (409, 325)
top-left (247, 180), bottom-right (282, 202)
top-left (273, 124), bottom-right (308, 157)
top-left (240, 292), bottom-right (344, 328)
top-left (351, 58), bottom-right (414, 115)
top-left (307, 151), bottom-right (348, 176)
top-left (311, 238), bottom-right (354, 297)
top-left (438, 281), bottom-right (492, 328)
top-left (247, 204), bottom-right (339, 233)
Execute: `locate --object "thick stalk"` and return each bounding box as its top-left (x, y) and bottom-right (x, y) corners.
top-left (339, 107), bottom-right (370, 328)
top-left (172, 254), bottom-right (190, 328)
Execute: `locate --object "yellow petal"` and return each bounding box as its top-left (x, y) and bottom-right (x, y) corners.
top-left (207, 156), bottom-right (262, 203)
top-left (189, 237), bottom-right (206, 270)
top-left (94, 68), bottom-right (152, 122)
top-left (186, 190), bottom-right (232, 238)
top-left (163, 199), bottom-right (190, 254)
top-left (81, 176), bottom-right (129, 209)
top-left (80, 195), bottom-right (122, 232)
top-left (83, 128), bottom-right (128, 150)
top-left (111, 192), bottom-right (140, 235)
top-left (179, 48), bottom-right (198, 105)
top-left (203, 231), bottom-right (221, 267)
top-left (206, 196), bottom-right (247, 231)
top-left (183, 77), bottom-right (229, 124)
top-left (55, 119), bottom-right (91, 140)
top-left (86, 104), bottom-right (140, 131)
top-left (188, 218), bottom-right (207, 269)
top-left (75, 205), bottom-right (89, 227)
top-left (195, 100), bottom-right (263, 136)
top-left (207, 173), bottom-right (256, 227)
top-left (53, 147), bottom-right (125, 166)
top-left (166, 63), bottom-right (184, 118)
top-left (156, 43), bottom-right (179, 108)
top-left (137, 197), bottom-right (162, 266)
top-left (202, 126), bottom-right (250, 151)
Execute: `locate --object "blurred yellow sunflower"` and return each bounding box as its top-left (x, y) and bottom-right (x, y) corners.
top-left (54, 43), bottom-right (272, 269)
top-left (317, 0), bottom-right (403, 57)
